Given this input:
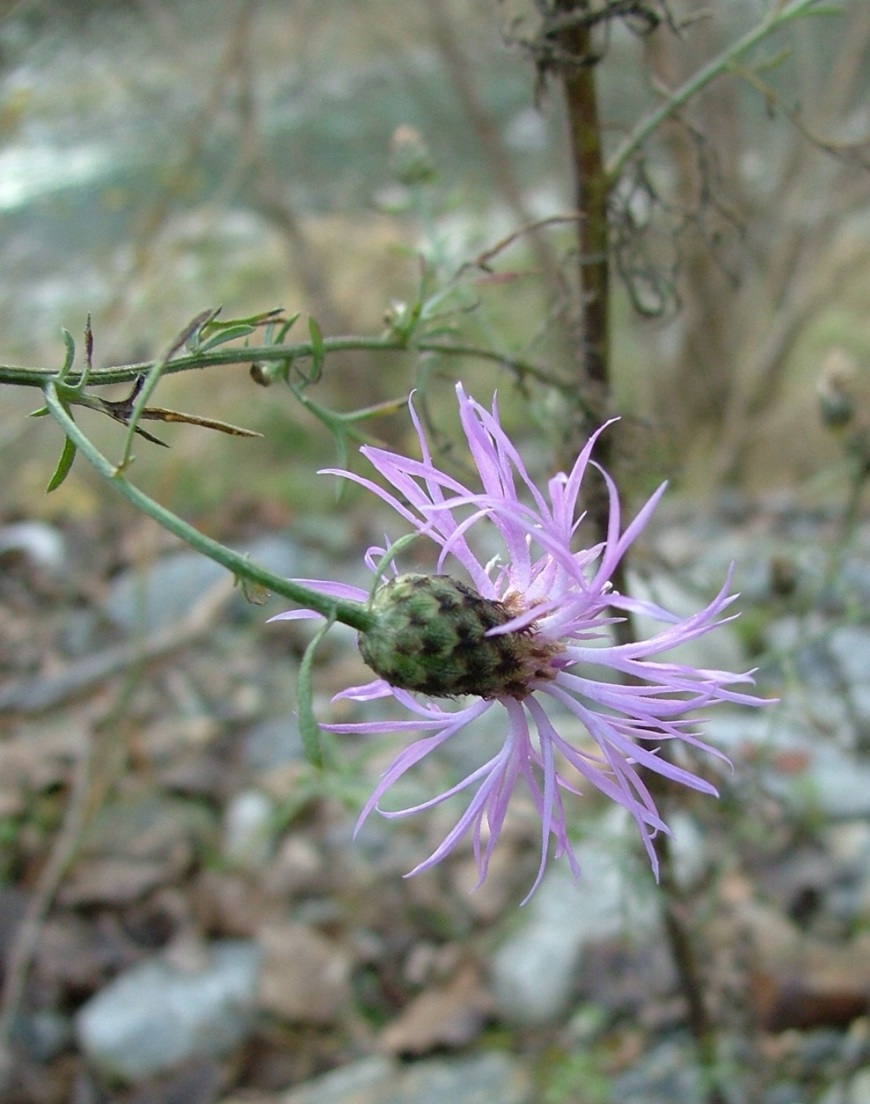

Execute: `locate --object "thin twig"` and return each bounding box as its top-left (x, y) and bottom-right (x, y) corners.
top-left (651, 825), bottom-right (728, 1104)
top-left (0, 725), bottom-right (94, 1092)
top-left (605, 0), bottom-right (832, 184)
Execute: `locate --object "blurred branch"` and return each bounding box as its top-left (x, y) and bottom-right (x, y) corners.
top-left (688, 3), bottom-right (870, 479)
top-left (428, 0), bottom-right (566, 305)
top-left (606, 0), bottom-right (838, 185)
top-left (99, 0), bottom-right (264, 344)
top-left (0, 723), bottom-right (95, 1093)
top-left (814, 3), bottom-right (870, 120)
top-left (230, 11), bottom-right (354, 334)
top-left (713, 239), bottom-right (870, 484)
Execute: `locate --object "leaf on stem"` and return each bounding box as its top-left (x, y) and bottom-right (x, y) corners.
top-left (307, 316), bottom-right (325, 382)
top-left (178, 307), bottom-right (224, 354)
top-left (195, 307), bottom-right (287, 352)
top-left (368, 531), bottom-right (420, 596)
top-left (46, 433), bottom-right (77, 492)
top-left (118, 309), bottom-right (226, 466)
top-left (137, 408), bottom-right (262, 437)
top-left (297, 613), bottom-right (336, 769)
top-left (98, 375), bottom-right (260, 443)
top-left (273, 312), bottom-right (301, 343)
top-left (57, 328), bottom-right (76, 380)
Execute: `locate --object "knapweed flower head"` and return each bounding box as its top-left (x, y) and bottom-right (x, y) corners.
top-left (272, 384), bottom-right (768, 900)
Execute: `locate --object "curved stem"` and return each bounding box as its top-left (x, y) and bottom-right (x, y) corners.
top-left (42, 381), bottom-right (373, 632)
top-left (606, 0), bottom-right (832, 185)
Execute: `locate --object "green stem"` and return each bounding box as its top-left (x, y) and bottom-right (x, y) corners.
top-left (42, 381), bottom-right (374, 633)
top-left (605, 0), bottom-right (832, 185)
top-left (1, 336), bottom-right (550, 391)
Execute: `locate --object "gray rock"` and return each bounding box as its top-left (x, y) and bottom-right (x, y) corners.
top-left (765, 619), bottom-right (870, 731)
top-left (847, 1068), bottom-right (870, 1104)
top-left (104, 549), bottom-right (229, 634)
top-left (667, 811), bottom-right (711, 891)
top-left (491, 811), bottom-right (659, 1025)
top-left (809, 748), bottom-right (870, 820)
top-left (104, 534), bottom-right (301, 634)
top-left (828, 623), bottom-right (870, 727)
top-left (816, 1066), bottom-right (870, 1104)
top-left (707, 707), bottom-right (870, 821)
top-left (763, 616), bottom-right (836, 689)
top-left (75, 939), bottom-right (262, 1082)
top-left (610, 1037), bottom-right (702, 1104)
top-left (273, 1052), bottom-right (533, 1104)
top-left (61, 792), bottom-right (216, 907)
top-left (222, 789), bottom-right (276, 869)
top-left (839, 553), bottom-right (870, 606)
top-left (823, 822), bottom-right (870, 925)
top-left (243, 533), bottom-right (309, 587)
top-left (0, 520), bottom-right (66, 568)
top-left (257, 922), bottom-right (352, 1026)
top-left (13, 1009), bottom-right (73, 1063)
top-left (276, 1056), bottom-right (392, 1104)
top-left (242, 713), bottom-right (304, 772)
top-left (763, 1082), bottom-right (805, 1104)
top-left (392, 1051), bottom-right (533, 1104)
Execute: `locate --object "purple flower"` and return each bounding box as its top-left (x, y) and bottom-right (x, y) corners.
top-left (271, 384), bottom-right (768, 900)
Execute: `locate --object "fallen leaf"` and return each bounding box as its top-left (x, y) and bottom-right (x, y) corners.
top-left (380, 963), bottom-right (493, 1055)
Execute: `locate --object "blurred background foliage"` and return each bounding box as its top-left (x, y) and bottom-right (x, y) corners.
top-left (0, 0), bottom-right (869, 521)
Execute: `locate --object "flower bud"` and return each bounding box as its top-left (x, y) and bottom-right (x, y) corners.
top-left (817, 348), bottom-right (857, 429)
top-left (389, 125), bottom-right (437, 186)
top-left (358, 574), bottom-right (557, 700)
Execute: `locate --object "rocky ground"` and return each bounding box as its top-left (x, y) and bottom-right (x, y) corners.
top-left (2, 488), bottom-right (870, 1104)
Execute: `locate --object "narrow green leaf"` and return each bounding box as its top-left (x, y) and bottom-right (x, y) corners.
top-left (308, 316), bottom-right (325, 381)
top-left (46, 434), bottom-right (77, 492)
top-left (274, 312), bottom-right (301, 342)
top-left (368, 532), bottom-right (420, 597)
top-left (176, 307), bottom-right (223, 355)
top-left (297, 613), bottom-right (335, 768)
top-left (200, 307), bottom-right (284, 341)
top-left (751, 45), bottom-right (793, 74)
top-left (332, 430), bottom-right (349, 481)
top-left (197, 324), bottom-right (256, 352)
top-left (57, 328), bottom-right (76, 380)
top-left (784, 3), bottom-right (842, 16)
